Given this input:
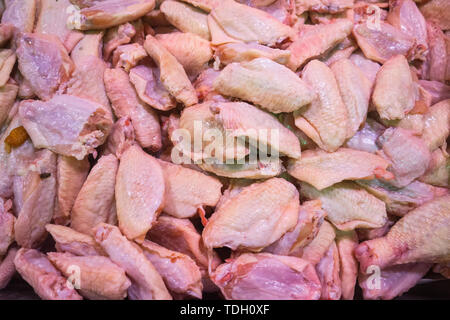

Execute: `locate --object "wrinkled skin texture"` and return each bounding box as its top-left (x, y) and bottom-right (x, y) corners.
top-left (287, 148), bottom-right (392, 190)
top-left (330, 58), bottom-right (371, 138)
top-left (211, 253), bottom-right (321, 300)
top-left (71, 155), bottom-right (118, 236)
top-left (14, 248), bottom-right (82, 300)
top-left (356, 195), bottom-right (450, 270)
top-left (214, 58), bottom-right (314, 114)
top-left (115, 145), bottom-right (165, 241)
top-left (301, 182), bottom-right (388, 231)
top-left (94, 223), bottom-right (172, 300)
top-left (203, 178), bottom-right (299, 251)
top-left (300, 220), bottom-right (336, 265)
top-left (372, 55), bottom-right (415, 121)
top-left (48, 252), bottom-right (131, 300)
top-left (210, 101), bottom-right (302, 159)
top-left (294, 60), bottom-right (349, 152)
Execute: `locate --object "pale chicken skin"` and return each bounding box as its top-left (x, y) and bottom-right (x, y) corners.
top-left (287, 19), bottom-right (353, 71)
top-left (213, 58), bottom-right (314, 114)
top-left (264, 200), bottom-right (327, 257)
top-left (35, 0), bottom-right (84, 52)
top-left (71, 154), bottom-right (119, 236)
top-left (157, 159), bottom-right (222, 219)
top-left (209, 0), bottom-right (294, 46)
top-left (203, 178), bottom-right (300, 252)
top-left (14, 248), bottom-right (82, 300)
top-left (129, 65), bottom-right (176, 111)
top-left (46, 224), bottom-right (105, 257)
top-left (214, 42), bottom-right (291, 66)
top-left (94, 223), bottom-right (172, 300)
top-left (352, 22), bottom-right (416, 64)
top-left (143, 34), bottom-right (198, 107)
top-left (67, 0), bottom-right (156, 30)
top-left (0, 247), bottom-right (18, 290)
top-left (335, 230), bottom-right (359, 300)
top-left (301, 181), bottom-right (388, 231)
top-left (356, 195), bottom-right (450, 270)
top-left (0, 0), bottom-right (448, 301)
top-left (294, 60), bottom-right (349, 152)
top-left (53, 156), bottom-right (90, 226)
top-left (155, 32), bottom-right (212, 79)
top-left (287, 148), bottom-right (393, 190)
top-left (1, 0), bottom-right (37, 33)
top-left (359, 263), bottom-right (432, 300)
top-left (0, 198), bottom-right (14, 257)
top-left (104, 68), bottom-right (162, 151)
top-left (16, 33), bottom-right (74, 101)
top-left (14, 150), bottom-right (57, 249)
top-left (48, 252), bottom-right (131, 300)
top-left (211, 253), bottom-right (321, 300)
top-left (316, 241), bottom-right (342, 300)
top-left (115, 145), bottom-right (165, 241)
top-left (160, 1), bottom-right (211, 40)
top-left (372, 55), bottom-right (416, 120)
top-left (19, 95), bottom-right (112, 160)
top-left (140, 240), bottom-right (203, 299)
top-left (103, 116), bottom-right (136, 158)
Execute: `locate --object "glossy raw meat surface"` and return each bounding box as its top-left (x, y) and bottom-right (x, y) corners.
top-left (0, 0), bottom-right (448, 301)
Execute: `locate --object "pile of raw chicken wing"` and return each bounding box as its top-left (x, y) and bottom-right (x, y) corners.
top-left (0, 0), bottom-right (449, 300)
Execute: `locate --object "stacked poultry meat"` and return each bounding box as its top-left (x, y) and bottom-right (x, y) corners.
top-left (0, 0), bottom-right (449, 300)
